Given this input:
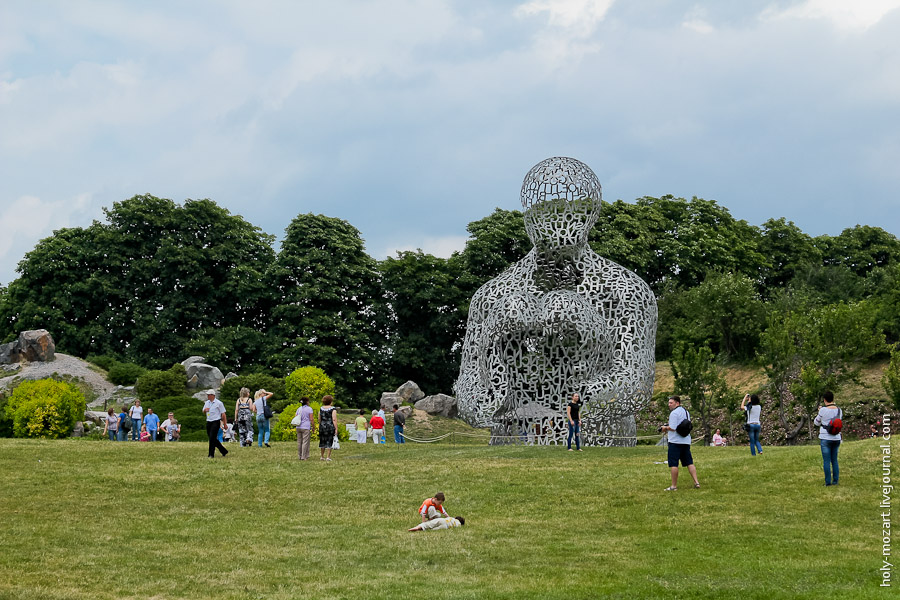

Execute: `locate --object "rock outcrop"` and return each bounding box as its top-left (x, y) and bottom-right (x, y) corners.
top-left (414, 393), bottom-right (458, 418)
top-left (185, 362), bottom-right (224, 390)
top-left (380, 392), bottom-right (402, 411)
top-left (396, 381), bottom-right (425, 403)
top-left (0, 329), bottom-right (56, 364)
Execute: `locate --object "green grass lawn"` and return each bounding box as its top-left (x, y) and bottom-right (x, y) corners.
top-left (1, 436), bottom-right (893, 599)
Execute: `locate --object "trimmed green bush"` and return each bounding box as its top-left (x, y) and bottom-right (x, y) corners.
top-left (136, 367), bottom-right (187, 401)
top-left (107, 362), bottom-right (146, 385)
top-left (85, 354), bottom-right (120, 371)
top-left (219, 373), bottom-right (286, 411)
top-left (3, 379), bottom-right (86, 438)
top-left (284, 366), bottom-right (335, 408)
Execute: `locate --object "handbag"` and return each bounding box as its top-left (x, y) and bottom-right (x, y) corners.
top-left (332, 438), bottom-right (340, 450)
top-left (290, 412), bottom-right (302, 426)
top-left (263, 398), bottom-right (274, 420)
top-left (743, 405), bottom-right (752, 432)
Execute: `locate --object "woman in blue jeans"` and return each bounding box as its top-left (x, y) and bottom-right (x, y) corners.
top-left (740, 393), bottom-right (763, 456)
top-left (254, 389), bottom-right (274, 447)
top-left (813, 390), bottom-right (842, 486)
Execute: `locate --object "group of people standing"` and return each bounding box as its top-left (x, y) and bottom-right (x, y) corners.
top-left (661, 390), bottom-right (844, 490)
top-left (350, 405), bottom-right (406, 445)
top-left (291, 395), bottom-right (337, 461)
top-left (102, 399), bottom-right (180, 442)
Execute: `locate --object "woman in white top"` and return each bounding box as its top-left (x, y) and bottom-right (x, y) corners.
top-left (254, 389), bottom-right (274, 448)
top-left (813, 390), bottom-right (842, 486)
top-left (740, 394), bottom-right (763, 456)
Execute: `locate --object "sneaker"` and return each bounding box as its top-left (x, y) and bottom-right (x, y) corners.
top-left (325, 457), bottom-right (332, 462)
top-left (664, 486), bottom-right (677, 491)
top-left (265, 443), bottom-right (271, 448)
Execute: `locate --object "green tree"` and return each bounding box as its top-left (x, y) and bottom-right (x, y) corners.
top-left (268, 214), bottom-right (384, 403)
top-left (866, 263), bottom-right (900, 344)
top-left (0, 196), bottom-right (275, 367)
top-left (819, 225), bottom-right (900, 277)
top-left (881, 345), bottom-right (900, 411)
top-left (758, 296), bottom-right (884, 443)
top-left (656, 272), bottom-right (766, 360)
top-left (379, 251), bottom-right (468, 394)
top-left (184, 326), bottom-right (270, 374)
top-left (670, 343), bottom-right (729, 445)
top-left (591, 196), bottom-right (766, 292)
top-left (758, 217), bottom-right (822, 295)
top-left (455, 209), bottom-right (530, 285)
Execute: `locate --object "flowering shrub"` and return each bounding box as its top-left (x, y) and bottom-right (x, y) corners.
top-left (4, 379), bottom-right (86, 438)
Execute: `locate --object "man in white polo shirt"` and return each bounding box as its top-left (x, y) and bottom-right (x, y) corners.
top-left (202, 389), bottom-right (229, 458)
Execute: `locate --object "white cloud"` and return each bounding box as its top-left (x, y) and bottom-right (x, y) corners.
top-left (516, 0), bottom-right (615, 34)
top-left (682, 6), bottom-right (714, 34)
top-left (0, 194), bottom-right (99, 285)
top-left (762, 0), bottom-right (900, 31)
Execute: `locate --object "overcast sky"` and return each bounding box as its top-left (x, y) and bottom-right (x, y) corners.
top-left (2, 0), bottom-right (899, 286)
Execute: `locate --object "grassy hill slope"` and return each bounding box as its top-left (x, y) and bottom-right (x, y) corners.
top-left (1, 436), bottom-right (892, 599)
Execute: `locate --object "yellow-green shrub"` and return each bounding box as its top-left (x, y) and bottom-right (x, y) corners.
top-left (4, 379), bottom-right (86, 438)
top-left (284, 366), bottom-right (335, 405)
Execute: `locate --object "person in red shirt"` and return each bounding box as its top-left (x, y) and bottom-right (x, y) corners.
top-left (370, 410), bottom-right (385, 444)
top-left (419, 492), bottom-right (449, 522)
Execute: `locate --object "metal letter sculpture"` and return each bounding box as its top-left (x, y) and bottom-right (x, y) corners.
top-left (454, 157), bottom-right (657, 446)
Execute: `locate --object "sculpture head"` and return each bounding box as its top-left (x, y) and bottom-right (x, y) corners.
top-left (521, 157), bottom-right (602, 249)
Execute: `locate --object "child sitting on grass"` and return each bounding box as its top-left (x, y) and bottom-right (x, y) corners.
top-left (419, 492), bottom-right (450, 522)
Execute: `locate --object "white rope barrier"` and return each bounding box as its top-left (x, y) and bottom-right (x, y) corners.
top-left (397, 431), bottom-right (666, 444)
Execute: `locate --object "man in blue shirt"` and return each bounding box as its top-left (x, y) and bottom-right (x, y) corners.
top-left (660, 396), bottom-right (700, 491)
top-left (143, 408), bottom-right (160, 441)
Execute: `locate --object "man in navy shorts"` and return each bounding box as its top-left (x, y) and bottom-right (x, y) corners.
top-left (660, 396), bottom-right (700, 491)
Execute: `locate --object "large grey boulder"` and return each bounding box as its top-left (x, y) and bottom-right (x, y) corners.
top-left (185, 362), bottom-right (224, 390)
top-left (181, 356), bottom-right (206, 368)
top-left (380, 392), bottom-right (402, 411)
top-left (0, 341), bottom-right (19, 365)
top-left (84, 411), bottom-right (107, 424)
top-left (396, 381), bottom-right (425, 403)
top-left (71, 422), bottom-right (85, 437)
top-left (16, 329), bottom-right (56, 362)
top-left (415, 393), bottom-right (458, 418)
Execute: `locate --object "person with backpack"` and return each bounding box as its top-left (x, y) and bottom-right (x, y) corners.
top-left (813, 390), bottom-right (842, 486)
top-left (740, 394), bottom-right (763, 456)
top-left (660, 396), bottom-right (700, 491)
top-left (254, 389), bottom-right (274, 448)
top-left (117, 407), bottom-right (130, 441)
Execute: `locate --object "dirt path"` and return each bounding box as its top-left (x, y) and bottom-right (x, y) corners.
top-left (0, 353), bottom-right (118, 405)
